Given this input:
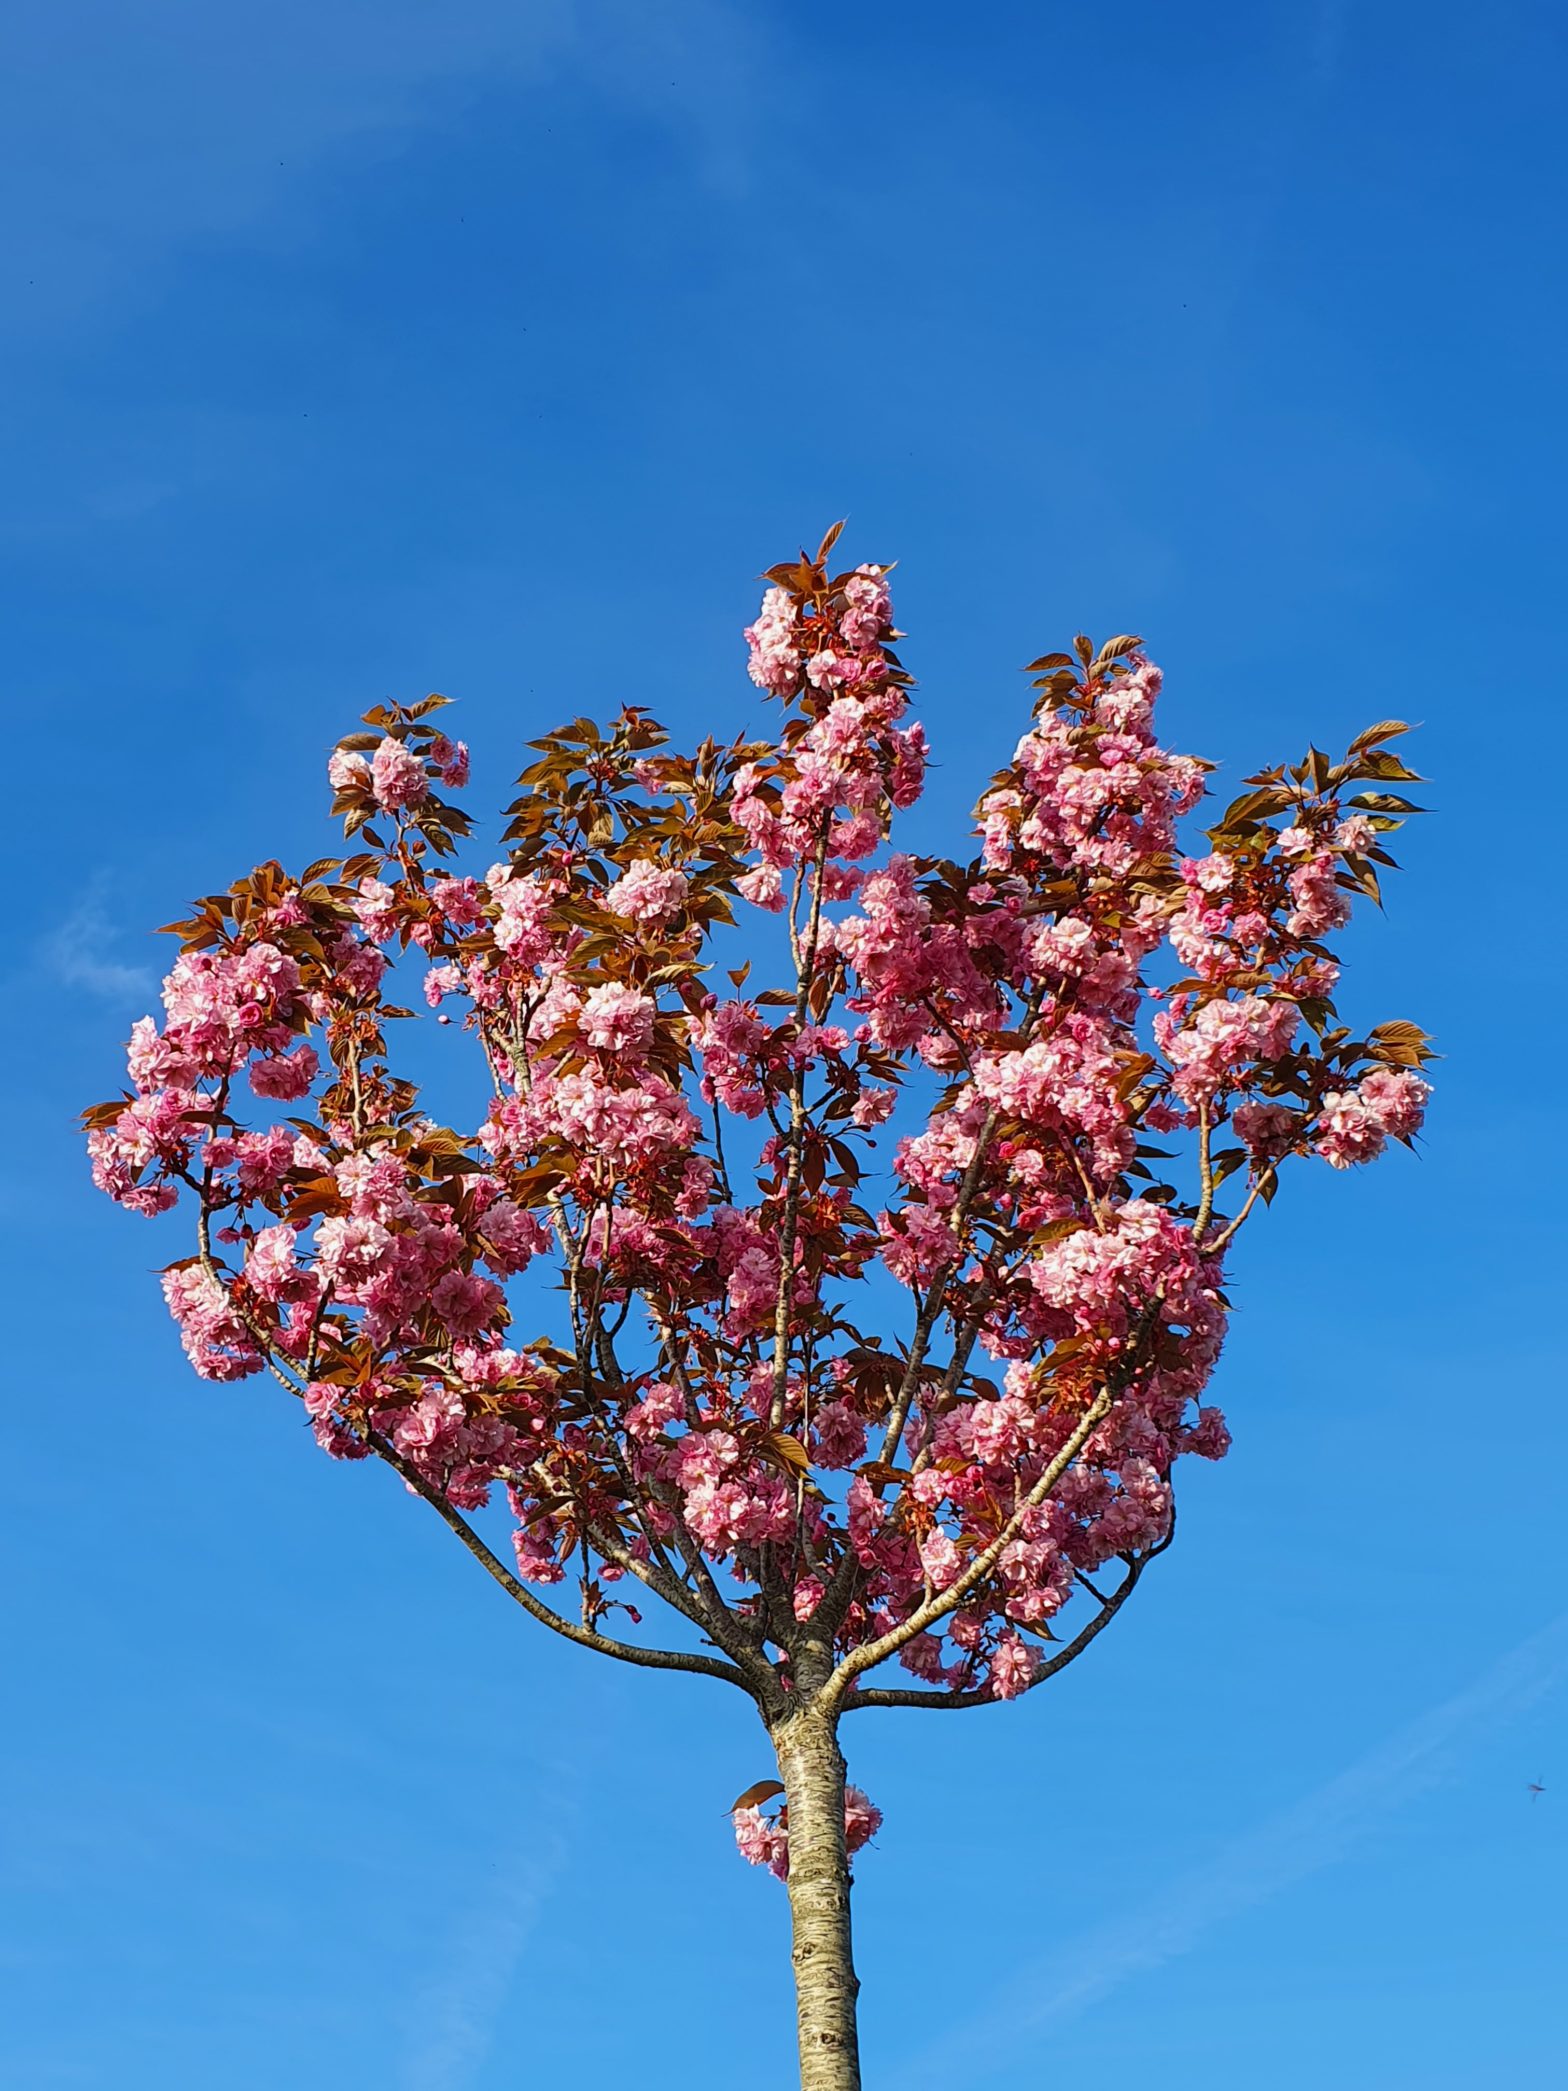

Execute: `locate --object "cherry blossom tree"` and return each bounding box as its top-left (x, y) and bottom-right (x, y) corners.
top-left (86, 527), bottom-right (1431, 2090)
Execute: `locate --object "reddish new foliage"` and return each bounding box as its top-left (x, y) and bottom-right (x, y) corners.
top-left (86, 528), bottom-right (1431, 1876)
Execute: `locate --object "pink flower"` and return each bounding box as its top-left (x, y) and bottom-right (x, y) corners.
top-left (988, 1634), bottom-right (1041, 1701)
top-left (1157, 995), bottom-right (1300, 1104)
top-left (477, 1199), bottom-right (550, 1276)
top-left (880, 1203), bottom-right (960, 1288)
top-left (733, 1806), bottom-right (792, 1881)
top-left (744, 586), bottom-right (802, 696)
top-left (432, 876), bottom-right (485, 927)
top-left (919, 1528), bottom-right (963, 1590)
top-left (161, 1264), bottom-right (263, 1380)
top-left (605, 860), bottom-right (690, 926)
top-left (354, 879), bottom-right (401, 941)
top-left (1358, 1067), bottom-right (1429, 1139)
top-left (1181, 1405), bottom-right (1232, 1460)
top-left (969, 1395), bottom-right (1031, 1464)
top-left (843, 1785), bottom-right (883, 1853)
top-left (793, 1577), bottom-right (825, 1620)
top-left (887, 723), bottom-right (927, 808)
top-left (812, 1400), bottom-right (868, 1470)
top-left (1286, 851), bottom-right (1351, 937)
top-left (248, 1043), bottom-right (318, 1101)
top-left (1231, 1100), bottom-right (1299, 1161)
top-left (328, 749), bottom-right (371, 794)
top-left (1313, 1090), bottom-right (1384, 1169)
top-left (512, 1524), bottom-right (566, 1584)
top-left (316, 1214), bottom-right (393, 1290)
top-left (737, 865), bottom-right (785, 912)
top-left (1185, 852), bottom-right (1234, 895)
top-left (579, 983), bottom-right (656, 1055)
top-left (429, 734), bottom-right (470, 787)
top-left (851, 1085), bottom-right (896, 1130)
top-left (427, 1268), bottom-right (503, 1338)
top-left (244, 1223), bottom-right (312, 1303)
top-left (733, 1786), bottom-right (882, 1884)
top-left (126, 1016), bottom-right (196, 1093)
top-left (725, 1245), bottom-right (779, 1336)
top-left (1316, 1067), bottom-right (1429, 1167)
top-left (487, 866), bottom-right (557, 963)
top-left (370, 737), bottom-right (429, 812)
top-left (627, 1381), bottom-right (684, 1439)
top-left (840, 565), bottom-right (893, 649)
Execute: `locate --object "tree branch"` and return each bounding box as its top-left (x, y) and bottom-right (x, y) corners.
top-left (821, 1303), bottom-right (1162, 1712)
top-left (769, 828), bottom-right (832, 1430)
top-left (1192, 1099), bottom-right (1215, 1245)
top-left (368, 1433), bottom-right (753, 1692)
top-left (820, 1385), bottom-right (1115, 1711)
top-left (845, 1515), bottom-right (1173, 1712)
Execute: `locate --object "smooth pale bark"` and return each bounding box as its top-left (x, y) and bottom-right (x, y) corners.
top-left (774, 1712), bottom-right (860, 2091)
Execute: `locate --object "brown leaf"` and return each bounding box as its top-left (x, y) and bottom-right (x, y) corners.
top-left (1357, 750), bottom-right (1424, 783)
top-left (763, 1430), bottom-right (812, 1476)
top-left (1348, 719), bottom-right (1412, 750)
top-left (1347, 792), bottom-right (1423, 815)
top-left (1093, 633), bottom-right (1142, 665)
top-left (855, 1459), bottom-right (911, 1489)
top-left (729, 1779), bottom-right (786, 1815)
top-left (1366, 1018), bottom-right (1436, 1067)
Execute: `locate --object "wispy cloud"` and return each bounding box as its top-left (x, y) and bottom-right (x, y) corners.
top-left (399, 1835), bottom-right (567, 2091)
top-left (44, 883), bottom-right (156, 1003)
top-left (902, 1612), bottom-right (1568, 2085)
top-left (1311, 0), bottom-right (1352, 88)
top-left (1, 0), bottom-right (768, 342)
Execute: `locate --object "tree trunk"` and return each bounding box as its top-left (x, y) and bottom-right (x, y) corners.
top-left (774, 1711), bottom-right (861, 2091)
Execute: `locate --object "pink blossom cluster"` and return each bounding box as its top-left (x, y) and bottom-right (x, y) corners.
top-left (977, 658), bottom-right (1206, 879)
top-left (743, 586), bottom-right (803, 697)
top-left (1155, 993), bottom-right (1300, 1105)
top-left (328, 727), bottom-right (468, 815)
top-left (733, 1785), bottom-right (883, 1882)
top-left (733, 564), bottom-right (918, 907)
top-left (86, 943), bottom-right (318, 1213)
top-left (1314, 1067), bottom-right (1430, 1169)
top-left (604, 858), bottom-right (690, 926)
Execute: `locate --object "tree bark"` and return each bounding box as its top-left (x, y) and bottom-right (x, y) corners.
top-left (774, 1711), bottom-right (861, 2091)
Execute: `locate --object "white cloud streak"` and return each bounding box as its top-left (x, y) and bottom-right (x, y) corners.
top-left (0, 0), bottom-right (767, 342)
top-left (399, 1835), bottom-right (567, 2091)
top-left (44, 884), bottom-right (156, 1002)
top-left (902, 1611), bottom-right (1568, 2085)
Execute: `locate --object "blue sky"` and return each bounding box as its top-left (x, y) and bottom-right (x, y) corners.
top-left (3, 2), bottom-right (1565, 2085)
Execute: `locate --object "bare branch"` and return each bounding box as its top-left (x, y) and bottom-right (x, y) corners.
top-left (1192, 1099), bottom-right (1215, 1245)
top-left (845, 1571), bottom-right (1129, 1711)
top-left (368, 1433), bottom-right (753, 1692)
